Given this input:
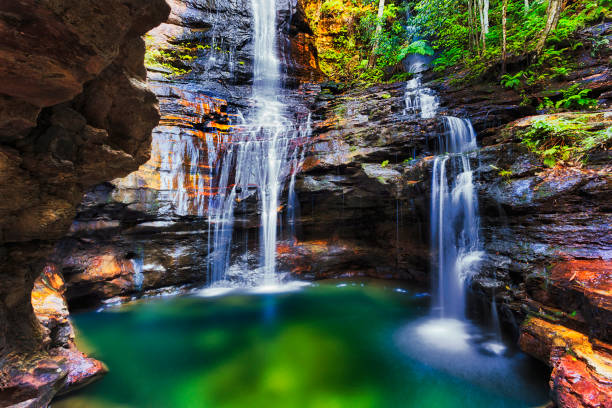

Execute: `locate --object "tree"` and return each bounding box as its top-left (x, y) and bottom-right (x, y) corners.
top-left (476, 0), bottom-right (489, 51)
top-left (501, 0), bottom-right (508, 74)
top-left (536, 0), bottom-right (563, 55)
top-left (368, 0), bottom-right (386, 68)
top-left (524, 0), bottom-right (530, 14)
top-left (467, 0), bottom-right (479, 51)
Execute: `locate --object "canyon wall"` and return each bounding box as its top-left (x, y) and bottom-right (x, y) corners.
top-left (16, 2), bottom-right (610, 406)
top-left (44, 0), bottom-right (321, 309)
top-left (0, 0), bottom-right (170, 405)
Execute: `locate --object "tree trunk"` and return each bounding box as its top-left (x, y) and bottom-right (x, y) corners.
top-left (536, 0), bottom-right (563, 55)
top-left (524, 0), bottom-right (530, 14)
top-left (477, 0), bottom-right (489, 52)
top-left (468, 0), bottom-right (476, 51)
top-left (501, 0), bottom-right (508, 74)
top-left (368, 0), bottom-right (386, 68)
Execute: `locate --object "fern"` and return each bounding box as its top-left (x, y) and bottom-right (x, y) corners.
top-left (500, 72), bottom-right (523, 89)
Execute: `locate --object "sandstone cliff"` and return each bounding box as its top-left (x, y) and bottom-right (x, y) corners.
top-left (0, 0), bottom-right (170, 405)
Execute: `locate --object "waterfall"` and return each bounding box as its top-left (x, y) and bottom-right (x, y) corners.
top-left (404, 75), bottom-right (438, 119)
top-left (430, 117), bottom-right (483, 318)
top-left (203, 0), bottom-right (308, 286)
top-left (403, 56), bottom-right (438, 119)
top-left (401, 65), bottom-right (483, 319)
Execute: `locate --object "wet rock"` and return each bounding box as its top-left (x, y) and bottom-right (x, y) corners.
top-left (519, 317), bottom-right (612, 408)
top-left (1, 266), bottom-right (107, 407)
top-left (0, 0), bottom-right (169, 405)
top-left (44, 0), bottom-right (322, 307)
top-left (548, 260), bottom-right (612, 343)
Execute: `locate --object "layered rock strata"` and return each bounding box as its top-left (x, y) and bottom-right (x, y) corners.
top-left (43, 0), bottom-right (321, 309)
top-left (0, 0), bottom-right (170, 405)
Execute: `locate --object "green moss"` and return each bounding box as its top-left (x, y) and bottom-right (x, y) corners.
top-left (334, 104), bottom-right (347, 118)
top-left (144, 37), bottom-right (218, 77)
top-left (518, 114), bottom-right (612, 167)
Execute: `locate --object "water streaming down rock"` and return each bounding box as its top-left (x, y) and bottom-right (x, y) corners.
top-left (401, 62), bottom-right (483, 318)
top-left (403, 59), bottom-right (438, 119)
top-left (204, 0), bottom-right (310, 286)
top-left (152, 93), bottom-right (229, 217)
top-left (148, 0), bottom-right (310, 287)
top-left (430, 117), bottom-right (483, 318)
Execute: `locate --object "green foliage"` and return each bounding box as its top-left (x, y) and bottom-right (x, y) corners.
top-left (590, 36), bottom-right (610, 57)
top-left (321, 0), bottom-right (347, 16)
top-left (381, 159), bottom-right (390, 167)
top-left (555, 84), bottom-right (598, 110)
top-left (405, 40), bottom-right (435, 56)
top-left (304, 0), bottom-right (438, 83)
top-left (520, 115), bottom-right (612, 167)
top-left (500, 72), bottom-right (523, 89)
top-left (409, 0), bottom-right (610, 84)
top-left (306, 0), bottom-right (609, 84)
top-left (538, 84), bottom-right (598, 111)
top-left (144, 36), bottom-right (236, 78)
top-left (389, 72), bottom-right (414, 82)
top-left (498, 169), bottom-right (513, 179)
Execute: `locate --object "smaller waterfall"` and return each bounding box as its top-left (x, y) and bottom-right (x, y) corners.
top-left (430, 117), bottom-right (483, 318)
top-left (403, 43), bottom-right (438, 119)
top-left (404, 75), bottom-right (439, 119)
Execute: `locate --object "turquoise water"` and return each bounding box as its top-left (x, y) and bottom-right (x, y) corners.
top-left (53, 281), bottom-right (550, 408)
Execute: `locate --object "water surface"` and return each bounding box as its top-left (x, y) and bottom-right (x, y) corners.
top-left (54, 281), bottom-right (550, 408)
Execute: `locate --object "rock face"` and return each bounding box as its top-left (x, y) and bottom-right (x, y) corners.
top-left (44, 0), bottom-right (321, 308)
top-left (0, 0), bottom-right (170, 405)
top-left (520, 316), bottom-right (612, 408)
top-left (22, 6), bottom-right (609, 406)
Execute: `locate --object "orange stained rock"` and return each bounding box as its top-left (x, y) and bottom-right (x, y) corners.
top-left (276, 243), bottom-right (293, 255)
top-left (208, 121), bottom-right (232, 131)
top-left (520, 316), bottom-right (592, 363)
top-left (304, 239), bottom-right (329, 247)
top-left (520, 317), bottom-right (612, 408)
top-left (301, 156), bottom-right (321, 172)
top-left (551, 260), bottom-right (612, 293)
top-left (31, 264), bottom-right (69, 324)
top-left (42, 264), bottom-right (64, 291)
top-left (86, 255), bottom-right (134, 280)
top-left (552, 354), bottom-right (612, 408)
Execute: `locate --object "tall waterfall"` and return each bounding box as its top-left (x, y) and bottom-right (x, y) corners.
top-left (430, 117), bottom-right (483, 318)
top-left (204, 0), bottom-right (307, 285)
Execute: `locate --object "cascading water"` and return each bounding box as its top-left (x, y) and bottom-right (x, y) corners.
top-left (430, 117), bottom-right (484, 318)
top-left (403, 58), bottom-right (438, 119)
top-left (404, 74), bottom-right (438, 119)
top-left (402, 68), bottom-right (502, 355)
top-left (401, 57), bottom-right (483, 318)
top-left (204, 0), bottom-right (309, 286)
top-left (151, 0), bottom-right (309, 287)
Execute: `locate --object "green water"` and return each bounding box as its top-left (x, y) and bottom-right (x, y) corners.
top-left (53, 281), bottom-right (550, 408)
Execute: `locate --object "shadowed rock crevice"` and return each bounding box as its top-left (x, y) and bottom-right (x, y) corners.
top-left (0, 0), bottom-right (170, 405)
